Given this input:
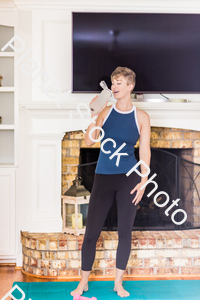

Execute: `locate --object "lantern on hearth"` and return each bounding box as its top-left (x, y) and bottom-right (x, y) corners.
top-left (61, 175), bottom-right (90, 236)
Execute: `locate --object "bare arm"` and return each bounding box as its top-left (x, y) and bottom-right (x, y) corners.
top-left (138, 111), bottom-right (151, 181)
top-left (130, 110), bottom-right (151, 205)
top-left (85, 96), bottom-right (109, 146)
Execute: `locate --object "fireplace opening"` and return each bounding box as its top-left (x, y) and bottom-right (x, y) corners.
top-left (78, 147), bottom-right (200, 231)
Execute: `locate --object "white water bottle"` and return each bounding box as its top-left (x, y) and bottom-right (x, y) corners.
top-left (89, 81), bottom-right (113, 115)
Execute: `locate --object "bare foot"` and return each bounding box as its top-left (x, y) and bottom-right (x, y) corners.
top-left (70, 282), bottom-right (88, 296)
top-left (114, 283), bottom-right (130, 297)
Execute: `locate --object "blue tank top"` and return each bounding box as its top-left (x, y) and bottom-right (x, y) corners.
top-left (95, 102), bottom-right (140, 174)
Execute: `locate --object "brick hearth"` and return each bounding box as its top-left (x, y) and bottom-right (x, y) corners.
top-left (21, 230), bottom-right (200, 277)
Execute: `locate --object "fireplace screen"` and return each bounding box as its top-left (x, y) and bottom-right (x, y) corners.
top-left (78, 148), bottom-right (200, 231)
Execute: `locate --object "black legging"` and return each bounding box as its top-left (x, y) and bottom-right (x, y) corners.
top-left (81, 171), bottom-right (140, 271)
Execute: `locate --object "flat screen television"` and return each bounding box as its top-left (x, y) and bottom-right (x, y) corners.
top-left (72, 12), bottom-right (200, 93)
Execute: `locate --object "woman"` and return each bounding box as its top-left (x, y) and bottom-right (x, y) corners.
top-left (71, 67), bottom-right (151, 298)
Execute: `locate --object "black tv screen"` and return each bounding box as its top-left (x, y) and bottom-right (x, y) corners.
top-left (72, 12), bottom-right (200, 93)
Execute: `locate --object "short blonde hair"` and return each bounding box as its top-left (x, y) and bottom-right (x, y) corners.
top-left (111, 66), bottom-right (136, 92)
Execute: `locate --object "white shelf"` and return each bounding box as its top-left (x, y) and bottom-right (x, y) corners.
top-left (0, 87), bottom-right (15, 92)
top-left (0, 52), bottom-right (15, 57)
top-left (0, 164), bottom-right (18, 168)
top-left (0, 125), bottom-right (14, 130)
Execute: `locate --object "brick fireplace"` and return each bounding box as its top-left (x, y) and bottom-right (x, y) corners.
top-left (61, 127), bottom-right (200, 227)
top-left (21, 125), bottom-right (200, 278)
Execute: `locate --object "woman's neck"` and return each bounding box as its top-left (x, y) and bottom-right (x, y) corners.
top-left (116, 98), bottom-right (133, 111)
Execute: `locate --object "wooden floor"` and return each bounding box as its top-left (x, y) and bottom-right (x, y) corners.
top-left (1, 265), bottom-right (200, 300)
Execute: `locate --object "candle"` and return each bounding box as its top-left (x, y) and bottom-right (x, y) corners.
top-left (72, 213), bottom-right (83, 229)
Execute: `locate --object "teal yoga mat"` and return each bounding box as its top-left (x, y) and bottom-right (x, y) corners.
top-left (10, 280), bottom-right (200, 300)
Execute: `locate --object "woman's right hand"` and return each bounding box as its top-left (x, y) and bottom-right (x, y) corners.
top-left (90, 96), bottom-right (108, 118)
top-left (85, 96), bottom-right (108, 145)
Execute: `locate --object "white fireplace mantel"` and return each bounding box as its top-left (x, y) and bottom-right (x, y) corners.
top-left (20, 100), bottom-right (200, 132)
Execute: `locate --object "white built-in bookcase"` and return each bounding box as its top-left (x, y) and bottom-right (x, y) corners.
top-left (0, 19), bottom-right (17, 262)
top-left (0, 24), bottom-right (15, 165)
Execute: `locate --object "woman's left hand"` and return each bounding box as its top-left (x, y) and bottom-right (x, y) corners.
top-left (130, 181), bottom-right (146, 205)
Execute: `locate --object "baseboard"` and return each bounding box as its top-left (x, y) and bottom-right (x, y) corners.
top-left (20, 268), bottom-right (200, 281)
top-left (0, 263), bottom-right (16, 266)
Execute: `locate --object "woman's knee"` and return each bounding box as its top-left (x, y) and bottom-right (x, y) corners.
top-left (118, 227), bottom-right (132, 241)
top-left (83, 230), bottom-right (100, 247)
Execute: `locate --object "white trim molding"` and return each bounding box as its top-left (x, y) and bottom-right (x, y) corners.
top-left (11, 0), bottom-right (200, 13)
top-left (20, 100), bottom-right (200, 131)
